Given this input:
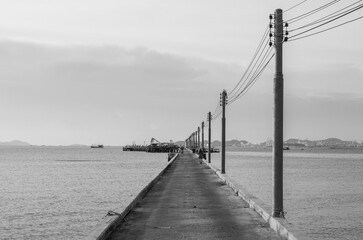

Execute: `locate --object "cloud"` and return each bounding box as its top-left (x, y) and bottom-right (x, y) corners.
top-left (0, 40), bottom-right (243, 145)
top-left (0, 41), bottom-right (229, 89)
top-left (2, 40), bottom-right (361, 145)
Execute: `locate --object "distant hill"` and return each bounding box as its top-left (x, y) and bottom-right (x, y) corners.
top-left (172, 138), bottom-right (361, 148)
top-left (174, 141), bottom-right (185, 146)
top-left (174, 139), bottom-right (253, 147)
top-left (0, 140), bottom-right (31, 146)
top-left (68, 144), bottom-right (88, 147)
top-left (212, 139), bottom-right (253, 147)
top-left (284, 138), bottom-right (359, 147)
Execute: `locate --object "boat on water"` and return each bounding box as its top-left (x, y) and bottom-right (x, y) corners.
top-left (205, 147), bottom-right (220, 153)
top-left (212, 147), bottom-right (220, 153)
top-left (91, 144), bottom-right (104, 148)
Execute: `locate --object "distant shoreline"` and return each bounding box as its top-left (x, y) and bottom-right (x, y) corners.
top-left (3, 145), bottom-right (363, 155)
top-left (223, 145), bottom-right (363, 154)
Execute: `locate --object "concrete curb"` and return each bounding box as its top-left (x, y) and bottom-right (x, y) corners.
top-left (201, 157), bottom-right (312, 240)
top-left (86, 153), bottom-right (180, 240)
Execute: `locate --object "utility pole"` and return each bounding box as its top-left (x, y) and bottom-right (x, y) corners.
top-left (195, 131), bottom-right (198, 150)
top-left (192, 132), bottom-right (194, 150)
top-left (192, 133), bottom-right (194, 150)
top-left (197, 127), bottom-right (200, 149)
top-left (208, 112), bottom-right (212, 163)
top-left (221, 89), bottom-right (227, 174)
top-left (189, 134), bottom-right (192, 149)
top-left (272, 8), bottom-right (284, 218)
top-left (201, 122), bottom-right (205, 155)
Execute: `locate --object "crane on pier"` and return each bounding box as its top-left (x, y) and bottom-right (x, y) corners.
top-left (150, 137), bottom-right (161, 145)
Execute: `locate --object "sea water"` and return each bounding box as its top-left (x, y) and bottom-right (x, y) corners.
top-left (210, 148), bottom-right (363, 240)
top-left (0, 146), bottom-right (167, 239)
top-left (1, 147), bottom-right (363, 239)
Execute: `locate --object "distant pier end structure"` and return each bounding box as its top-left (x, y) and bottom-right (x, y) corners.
top-left (123, 138), bottom-right (179, 153)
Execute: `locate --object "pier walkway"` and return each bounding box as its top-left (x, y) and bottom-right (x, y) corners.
top-left (108, 152), bottom-right (282, 240)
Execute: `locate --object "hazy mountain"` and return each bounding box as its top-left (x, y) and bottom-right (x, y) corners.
top-left (175, 139), bottom-right (252, 147)
top-left (0, 140), bottom-right (30, 146)
top-left (68, 144), bottom-right (88, 147)
top-left (174, 141), bottom-right (186, 146)
top-left (285, 138), bottom-right (359, 147)
top-left (203, 138), bottom-right (358, 148)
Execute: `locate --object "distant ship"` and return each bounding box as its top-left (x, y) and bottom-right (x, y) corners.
top-left (91, 144), bottom-right (104, 148)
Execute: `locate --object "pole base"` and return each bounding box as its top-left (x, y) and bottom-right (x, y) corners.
top-left (272, 210), bottom-right (286, 218)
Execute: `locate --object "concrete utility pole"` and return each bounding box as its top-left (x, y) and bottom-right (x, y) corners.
top-left (221, 89), bottom-right (227, 174)
top-left (192, 133), bottom-right (195, 150)
top-left (201, 122), bottom-right (205, 154)
top-left (197, 127), bottom-right (200, 148)
top-left (208, 112), bottom-right (212, 163)
top-left (195, 131), bottom-right (198, 150)
top-left (192, 132), bottom-right (194, 149)
top-left (272, 8), bottom-right (284, 218)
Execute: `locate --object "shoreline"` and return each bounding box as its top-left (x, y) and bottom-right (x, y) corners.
top-left (220, 146), bottom-right (363, 154)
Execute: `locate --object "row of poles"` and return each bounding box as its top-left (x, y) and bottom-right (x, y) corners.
top-left (185, 9), bottom-right (284, 218)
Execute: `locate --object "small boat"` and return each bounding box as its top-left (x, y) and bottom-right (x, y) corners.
top-left (91, 144), bottom-right (104, 148)
top-left (210, 147), bottom-right (220, 153)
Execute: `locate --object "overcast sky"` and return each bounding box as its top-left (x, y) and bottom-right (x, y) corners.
top-left (0, 0), bottom-right (362, 145)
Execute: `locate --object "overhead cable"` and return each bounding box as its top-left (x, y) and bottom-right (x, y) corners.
top-left (229, 51), bottom-right (275, 104)
top-left (228, 39), bottom-right (271, 101)
top-left (287, 0), bottom-right (342, 23)
top-left (289, 4), bottom-right (363, 40)
top-left (289, 15), bottom-right (363, 42)
top-left (228, 26), bottom-right (270, 96)
top-left (284, 0), bottom-right (310, 13)
top-left (289, 0), bottom-right (362, 32)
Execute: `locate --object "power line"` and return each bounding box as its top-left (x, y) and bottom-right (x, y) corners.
top-left (229, 45), bottom-right (274, 103)
top-left (288, 15), bottom-right (363, 42)
top-left (212, 108), bottom-right (223, 121)
top-left (212, 103), bottom-right (220, 116)
top-left (229, 51), bottom-right (275, 104)
top-left (287, 0), bottom-right (342, 23)
top-left (284, 0), bottom-right (310, 13)
top-left (228, 26), bottom-right (270, 96)
top-left (289, 1), bottom-right (363, 32)
top-left (195, 0), bottom-right (362, 142)
top-left (234, 54), bottom-right (274, 102)
top-left (228, 40), bottom-right (271, 101)
top-left (289, 4), bottom-right (363, 40)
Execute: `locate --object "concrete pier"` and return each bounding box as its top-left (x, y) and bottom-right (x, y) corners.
top-left (107, 152), bottom-right (282, 240)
